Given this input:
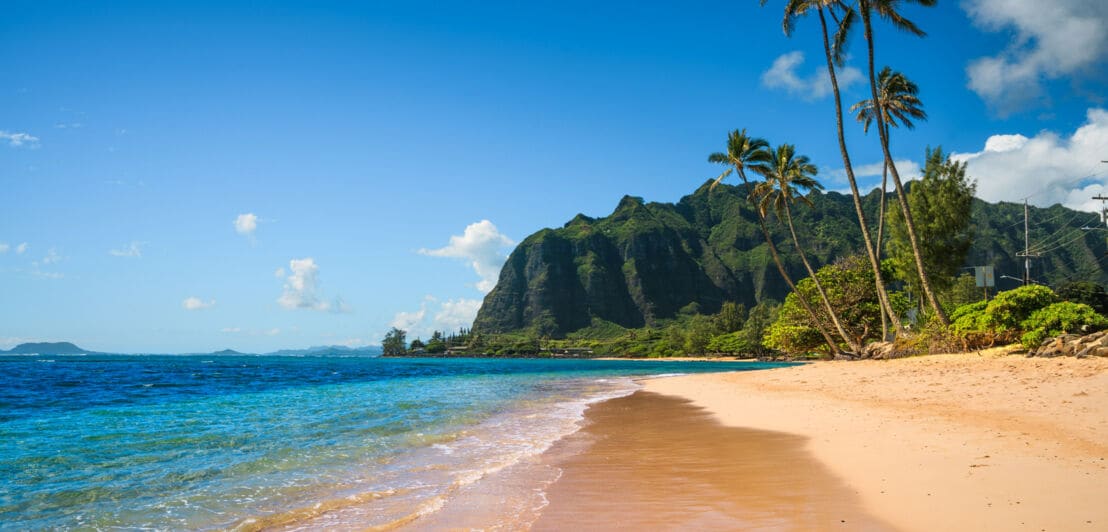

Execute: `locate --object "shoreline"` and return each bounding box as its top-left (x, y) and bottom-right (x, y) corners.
top-left (639, 349), bottom-right (1108, 531)
top-left (531, 390), bottom-right (890, 530)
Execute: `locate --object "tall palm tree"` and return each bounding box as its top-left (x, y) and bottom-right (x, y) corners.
top-left (771, 0), bottom-right (906, 338)
top-left (851, 66), bottom-right (926, 337)
top-left (857, 0), bottom-right (948, 324)
top-left (708, 130), bottom-right (844, 356)
top-left (751, 144), bottom-right (861, 355)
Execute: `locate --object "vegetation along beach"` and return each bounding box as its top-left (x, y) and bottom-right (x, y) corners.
top-left (3, 0), bottom-right (1107, 530)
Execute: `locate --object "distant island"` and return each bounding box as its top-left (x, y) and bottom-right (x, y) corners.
top-left (266, 345), bottom-right (383, 357)
top-left (1, 342), bottom-right (94, 355)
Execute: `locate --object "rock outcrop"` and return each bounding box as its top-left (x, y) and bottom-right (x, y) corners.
top-left (1029, 330), bottom-right (1108, 358)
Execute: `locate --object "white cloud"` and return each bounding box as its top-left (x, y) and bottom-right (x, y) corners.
top-left (54, 122), bottom-right (83, 129)
top-left (0, 243), bottom-right (8, 254)
top-left (234, 213), bottom-right (258, 237)
top-left (183, 297), bottom-right (216, 310)
top-left (826, 159), bottom-right (922, 187)
top-left (274, 267), bottom-right (285, 278)
top-left (109, 241), bottom-right (145, 258)
top-left (419, 220), bottom-right (514, 293)
top-left (30, 270), bottom-right (64, 280)
top-left (389, 297), bottom-right (482, 338)
top-left (433, 299), bottom-right (482, 332)
top-left (951, 107), bottom-right (1108, 210)
top-left (15, 243), bottom-right (26, 254)
top-left (220, 326), bottom-right (282, 336)
top-left (390, 304), bottom-right (427, 331)
top-left (39, 248), bottom-right (63, 265)
top-left (277, 257), bottom-right (348, 312)
top-left (0, 130), bottom-right (40, 148)
top-left (761, 51), bottom-right (864, 101)
top-left (963, 0), bottom-right (1108, 113)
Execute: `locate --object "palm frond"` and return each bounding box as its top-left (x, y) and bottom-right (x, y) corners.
top-left (830, 5), bottom-right (856, 67)
top-left (709, 167), bottom-right (734, 190)
top-left (874, 0), bottom-right (926, 36)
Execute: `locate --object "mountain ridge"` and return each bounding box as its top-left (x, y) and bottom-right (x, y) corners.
top-left (473, 182), bottom-right (1108, 337)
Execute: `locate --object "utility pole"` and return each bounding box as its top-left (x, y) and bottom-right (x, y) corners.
top-left (1015, 199), bottom-right (1039, 285)
top-left (1095, 160), bottom-right (1106, 252)
top-left (1094, 194), bottom-right (1108, 228)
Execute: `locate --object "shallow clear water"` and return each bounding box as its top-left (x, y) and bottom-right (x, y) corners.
top-left (0, 355), bottom-right (790, 530)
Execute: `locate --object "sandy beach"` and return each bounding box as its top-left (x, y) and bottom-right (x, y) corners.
top-left (634, 348), bottom-right (1108, 531)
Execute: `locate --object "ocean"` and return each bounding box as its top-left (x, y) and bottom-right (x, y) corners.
top-left (0, 354), bottom-right (789, 530)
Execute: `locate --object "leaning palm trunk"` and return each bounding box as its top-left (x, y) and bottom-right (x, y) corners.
top-left (817, 8), bottom-right (905, 337)
top-left (782, 198), bottom-right (862, 354)
top-left (754, 208), bottom-right (844, 356)
top-left (859, 7), bottom-right (948, 323)
top-left (875, 157), bottom-right (889, 338)
top-left (859, 4), bottom-right (949, 325)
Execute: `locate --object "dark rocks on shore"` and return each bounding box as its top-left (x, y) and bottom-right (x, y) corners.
top-left (1028, 330), bottom-right (1108, 358)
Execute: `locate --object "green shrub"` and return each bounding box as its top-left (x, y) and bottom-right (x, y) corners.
top-left (950, 299), bottom-right (987, 322)
top-left (984, 285), bottom-right (1058, 331)
top-left (948, 287), bottom-right (1062, 349)
top-left (706, 331), bottom-right (753, 355)
top-left (763, 256), bottom-right (907, 354)
top-left (764, 323), bottom-right (824, 356)
top-left (950, 300), bottom-right (990, 334)
top-left (1019, 302), bottom-right (1108, 348)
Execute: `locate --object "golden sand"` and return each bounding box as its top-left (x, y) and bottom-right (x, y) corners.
top-left (643, 349), bottom-right (1108, 531)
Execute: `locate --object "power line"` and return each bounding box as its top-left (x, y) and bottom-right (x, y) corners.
top-left (1027, 214), bottom-right (1102, 253)
top-left (1020, 163), bottom-right (1107, 202)
top-left (1030, 229), bottom-right (1096, 256)
top-left (1050, 251), bottom-right (1108, 286)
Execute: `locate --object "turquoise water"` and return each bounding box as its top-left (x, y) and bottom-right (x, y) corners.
top-left (0, 355), bottom-right (789, 530)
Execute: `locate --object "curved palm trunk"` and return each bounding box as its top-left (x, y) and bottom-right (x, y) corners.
top-left (737, 172), bottom-right (842, 356)
top-left (859, 3), bottom-right (949, 325)
top-left (782, 198), bottom-right (862, 354)
top-left (755, 208), bottom-right (843, 356)
top-left (817, 8), bottom-right (905, 337)
top-left (876, 157), bottom-right (889, 338)
top-left (876, 160), bottom-right (888, 257)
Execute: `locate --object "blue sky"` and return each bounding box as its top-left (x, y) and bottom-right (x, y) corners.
top-left (2, 0), bottom-right (1106, 353)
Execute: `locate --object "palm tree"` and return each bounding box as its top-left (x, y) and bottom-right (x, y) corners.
top-left (708, 130), bottom-right (844, 356)
top-left (771, 0), bottom-right (906, 339)
top-left (851, 66), bottom-right (926, 337)
top-left (707, 129), bottom-right (771, 191)
top-left (751, 143), bottom-right (861, 355)
top-left (856, 0), bottom-right (948, 324)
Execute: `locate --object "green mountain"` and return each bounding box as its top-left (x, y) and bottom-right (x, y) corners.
top-left (3, 342), bottom-right (90, 355)
top-left (473, 182), bottom-right (1108, 337)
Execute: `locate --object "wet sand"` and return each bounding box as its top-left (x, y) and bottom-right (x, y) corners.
top-left (645, 350), bottom-right (1108, 531)
top-left (532, 391), bottom-right (891, 530)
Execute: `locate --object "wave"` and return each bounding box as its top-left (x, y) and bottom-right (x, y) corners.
top-left (228, 377), bottom-right (641, 531)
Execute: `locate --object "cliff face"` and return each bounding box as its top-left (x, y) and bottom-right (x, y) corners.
top-left (473, 182), bottom-right (1108, 337)
top-left (474, 183), bottom-right (854, 336)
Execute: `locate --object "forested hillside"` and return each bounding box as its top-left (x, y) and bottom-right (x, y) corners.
top-left (473, 182), bottom-right (1107, 337)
